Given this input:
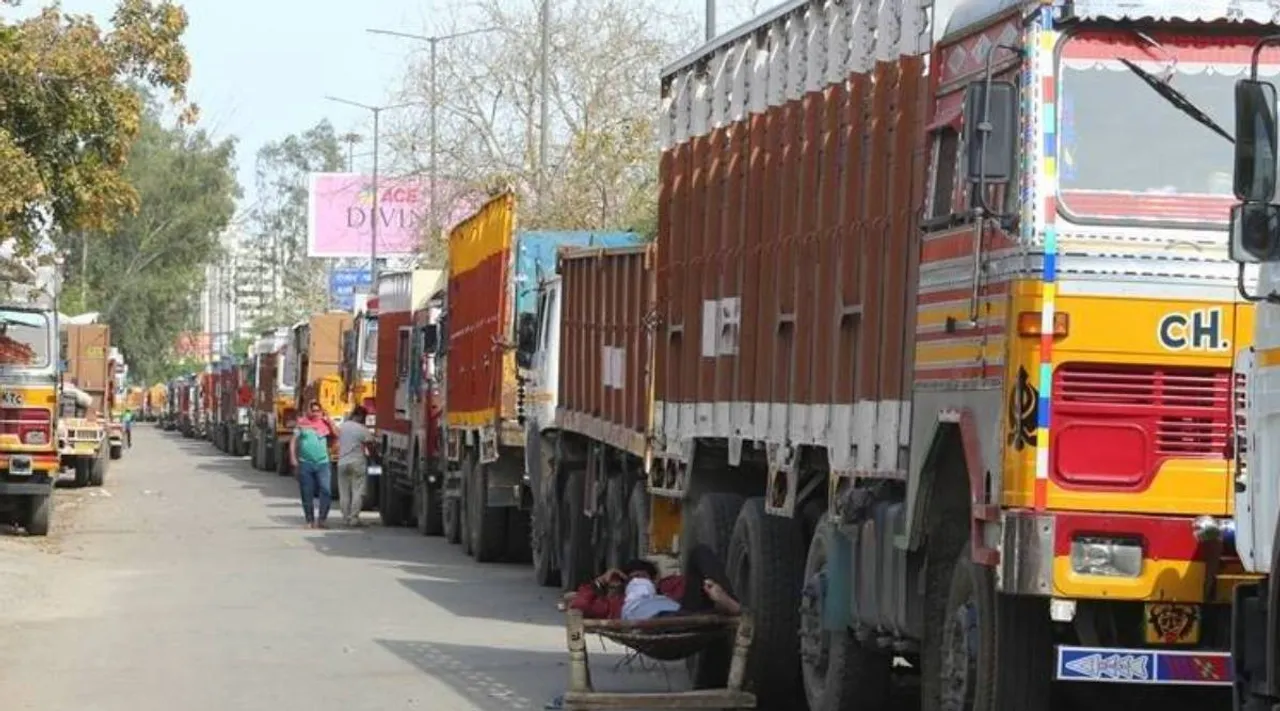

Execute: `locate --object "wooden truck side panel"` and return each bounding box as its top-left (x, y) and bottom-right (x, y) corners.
top-left (556, 245), bottom-right (655, 458)
top-left (64, 324), bottom-right (111, 410)
top-left (655, 1), bottom-right (927, 477)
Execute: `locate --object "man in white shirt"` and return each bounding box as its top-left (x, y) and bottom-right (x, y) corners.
top-left (336, 405), bottom-right (374, 527)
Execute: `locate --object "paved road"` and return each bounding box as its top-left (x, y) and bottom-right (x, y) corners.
top-left (0, 425), bottom-right (675, 711)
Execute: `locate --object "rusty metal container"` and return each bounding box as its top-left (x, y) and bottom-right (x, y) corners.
top-left (556, 244), bottom-right (654, 458)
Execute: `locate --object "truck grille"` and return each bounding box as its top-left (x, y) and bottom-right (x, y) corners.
top-left (1051, 363), bottom-right (1232, 489)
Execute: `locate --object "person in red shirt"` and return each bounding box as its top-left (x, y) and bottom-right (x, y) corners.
top-left (568, 544), bottom-right (741, 620)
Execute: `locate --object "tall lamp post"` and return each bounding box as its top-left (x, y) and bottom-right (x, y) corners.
top-left (324, 96), bottom-right (417, 284)
top-left (366, 26), bottom-right (501, 246)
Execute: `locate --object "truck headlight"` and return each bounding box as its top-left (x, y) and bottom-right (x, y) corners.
top-left (365, 414), bottom-right (376, 428)
top-left (23, 430), bottom-right (47, 445)
top-left (1070, 537), bottom-right (1143, 578)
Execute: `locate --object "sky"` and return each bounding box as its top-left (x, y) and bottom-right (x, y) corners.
top-left (17, 0), bottom-right (769, 216)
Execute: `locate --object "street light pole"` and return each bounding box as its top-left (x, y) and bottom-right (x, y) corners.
top-left (325, 96), bottom-right (419, 284)
top-left (539, 0), bottom-right (550, 203)
top-left (367, 26), bottom-right (500, 249)
top-left (705, 0), bottom-right (716, 40)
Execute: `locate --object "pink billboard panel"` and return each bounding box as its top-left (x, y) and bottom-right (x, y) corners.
top-left (306, 172), bottom-right (480, 258)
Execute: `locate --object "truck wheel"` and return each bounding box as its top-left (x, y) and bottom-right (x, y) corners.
top-left (800, 517), bottom-right (892, 711)
top-left (532, 493), bottom-right (560, 587)
top-left (604, 474), bottom-right (630, 571)
top-left (25, 493), bottom-right (51, 536)
top-left (265, 435), bottom-right (277, 471)
top-left (249, 435), bottom-right (260, 469)
top-left (276, 443), bottom-right (291, 477)
top-left (469, 459), bottom-right (508, 563)
top-left (379, 472), bottom-right (412, 527)
top-left (685, 492), bottom-right (745, 687)
top-left (627, 481), bottom-right (649, 560)
top-left (725, 497), bottom-right (807, 707)
top-left (443, 497), bottom-right (461, 544)
top-left (931, 550), bottom-right (1053, 711)
top-left (109, 444), bottom-right (122, 461)
top-left (505, 508), bottom-right (532, 563)
top-left (459, 457), bottom-right (474, 556)
top-left (90, 454), bottom-right (106, 487)
top-left (416, 480), bottom-right (443, 536)
top-left (74, 459), bottom-right (91, 488)
top-left (559, 467), bottom-right (593, 593)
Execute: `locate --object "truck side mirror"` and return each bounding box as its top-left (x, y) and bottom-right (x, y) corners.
top-left (1230, 202), bottom-right (1280, 263)
top-left (1235, 79), bottom-right (1279, 203)
top-left (423, 324), bottom-right (439, 354)
top-left (516, 313), bottom-right (537, 368)
top-left (964, 80), bottom-right (1017, 185)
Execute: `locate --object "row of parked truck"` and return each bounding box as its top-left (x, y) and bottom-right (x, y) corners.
top-left (135, 1), bottom-right (1280, 708)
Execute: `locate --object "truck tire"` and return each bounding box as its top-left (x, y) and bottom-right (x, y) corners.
top-left (532, 492), bottom-right (560, 587)
top-left (416, 480), bottom-right (443, 536)
top-left (109, 444), bottom-right (122, 460)
top-left (627, 481), bottom-right (650, 560)
top-left (380, 471), bottom-right (413, 527)
top-left (506, 508), bottom-right (532, 563)
top-left (443, 497), bottom-right (461, 544)
top-left (725, 497), bottom-right (807, 707)
top-left (25, 493), bottom-right (51, 536)
top-left (276, 442), bottom-right (291, 477)
top-left (265, 434), bottom-right (277, 472)
top-left (560, 467), bottom-right (592, 593)
top-left (469, 459), bottom-right (508, 562)
top-left (931, 550), bottom-right (1053, 711)
top-left (90, 454), bottom-right (106, 487)
top-left (604, 474), bottom-right (631, 571)
top-left (249, 434), bottom-right (260, 469)
top-left (800, 517), bottom-right (892, 711)
top-left (684, 492), bottom-right (745, 687)
top-left (459, 456), bottom-right (474, 556)
top-left (73, 459), bottom-right (91, 488)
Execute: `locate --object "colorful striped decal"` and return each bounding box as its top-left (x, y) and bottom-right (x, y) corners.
top-left (1034, 6), bottom-right (1058, 511)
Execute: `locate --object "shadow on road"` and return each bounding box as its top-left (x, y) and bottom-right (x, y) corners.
top-left (377, 639), bottom-right (685, 711)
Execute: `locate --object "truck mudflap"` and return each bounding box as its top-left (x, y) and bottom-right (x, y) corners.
top-left (1056, 645), bottom-right (1233, 686)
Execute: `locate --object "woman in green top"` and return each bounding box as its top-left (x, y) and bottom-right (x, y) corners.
top-left (290, 400), bottom-right (335, 528)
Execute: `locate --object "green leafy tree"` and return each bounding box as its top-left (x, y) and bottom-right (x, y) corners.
top-left (0, 0), bottom-right (197, 255)
top-left (58, 97), bottom-right (240, 382)
top-left (245, 119), bottom-right (344, 328)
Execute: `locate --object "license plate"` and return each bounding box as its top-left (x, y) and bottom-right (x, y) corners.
top-left (367, 465), bottom-right (382, 477)
top-left (1144, 603), bottom-right (1201, 644)
top-left (9, 455), bottom-right (31, 475)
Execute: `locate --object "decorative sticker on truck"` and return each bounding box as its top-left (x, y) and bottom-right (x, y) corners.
top-left (1157, 308), bottom-right (1230, 352)
top-left (1007, 366), bottom-right (1039, 450)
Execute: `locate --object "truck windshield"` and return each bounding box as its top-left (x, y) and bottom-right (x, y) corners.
top-left (0, 310), bottom-right (49, 368)
top-left (1056, 32), bottom-right (1275, 224)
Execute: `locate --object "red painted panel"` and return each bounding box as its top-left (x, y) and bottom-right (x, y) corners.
top-left (376, 309), bottom-right (411, 437)
top-left (445, 250), bottom-right (507, 418)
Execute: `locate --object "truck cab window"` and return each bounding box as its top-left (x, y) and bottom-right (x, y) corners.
top-left (930, 127), bottom-right (960, 218)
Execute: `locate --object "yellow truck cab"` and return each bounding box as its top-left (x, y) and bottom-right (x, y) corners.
top-left (57, 382), bottom-right (105, 488)
top-left (0, 305), bottom-right (60, 535)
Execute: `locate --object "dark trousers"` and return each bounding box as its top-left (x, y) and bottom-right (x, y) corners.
top-left (297, 460), bottom-right (332, 523)
top-left (675, 543), bottom-right (736, 614)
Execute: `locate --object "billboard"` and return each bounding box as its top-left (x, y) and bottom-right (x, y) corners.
top-left (307, 172), bottom-right (481, 258)
top-left (329, 267), bottom-right (372, 311)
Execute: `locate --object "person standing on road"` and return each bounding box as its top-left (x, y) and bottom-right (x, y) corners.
top-left (290, 400), bottom-right (335, 529)
top-left (336, 405), bottom-right (374, 527)
top-left (122, 409), bottom-right (134, 448)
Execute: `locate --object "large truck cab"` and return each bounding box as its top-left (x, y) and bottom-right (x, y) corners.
top-left (0, 304), bottom-right (60, 535)
top-left (1221, 32), bottom-right (1280, 711)
top-left (342, 293), bottom-right (378, 419)
top-left (372, 270), bottom-right (443, 528)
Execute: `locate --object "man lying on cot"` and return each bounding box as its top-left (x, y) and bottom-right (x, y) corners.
top-left (568, 544), bottom-right (742, 620)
